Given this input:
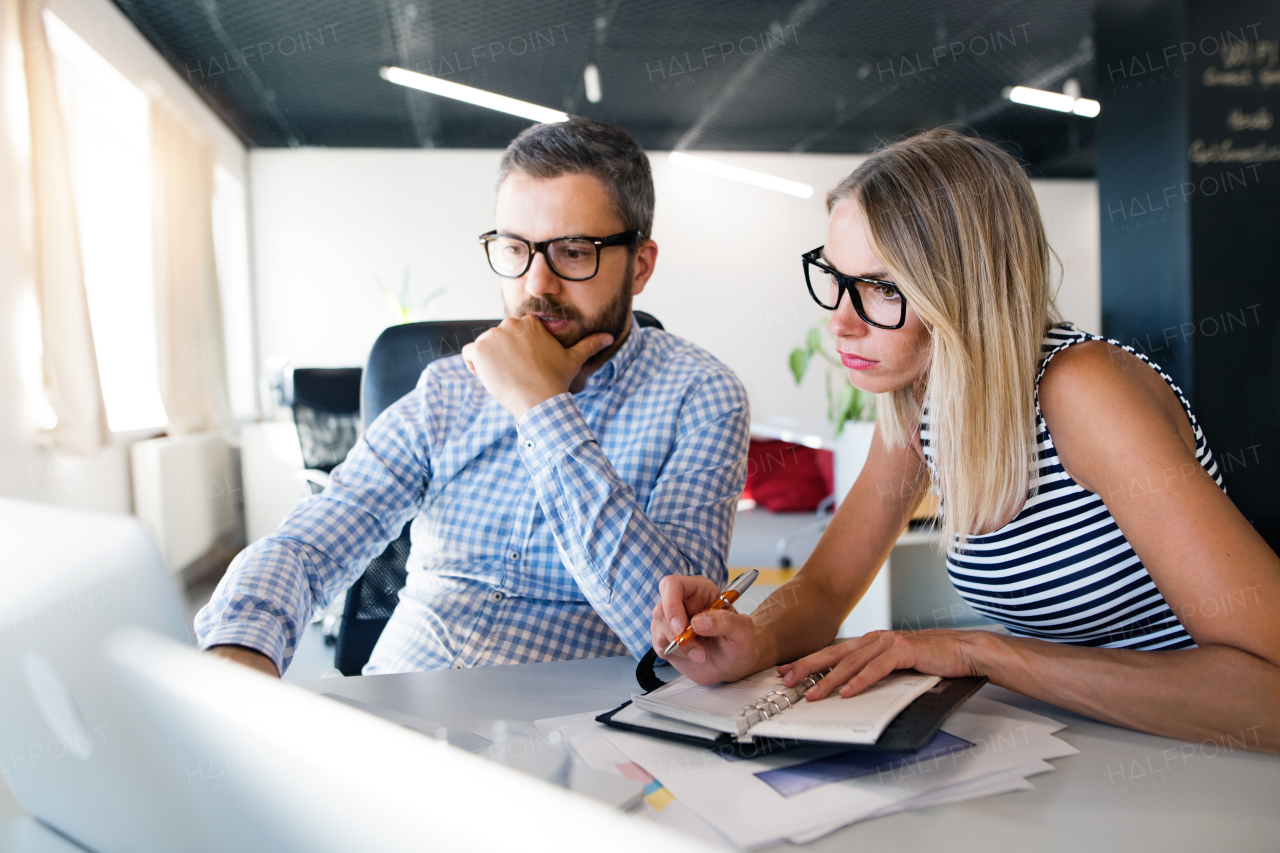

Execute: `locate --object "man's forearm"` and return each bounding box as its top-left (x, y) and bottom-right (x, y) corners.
top-left (531, 448), bottom-right (734, 655)
top-left (517, 393), bottom-right (746, 656)
top-left (194, 539), bottom-right (312, 676)
top-left (196, 406), bottom-right (430, 674)
top-left (207, 644), bottom-right (281, 678)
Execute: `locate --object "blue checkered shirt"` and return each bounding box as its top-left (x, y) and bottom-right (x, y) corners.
top-left (196, 318), bottom-right (749, 675)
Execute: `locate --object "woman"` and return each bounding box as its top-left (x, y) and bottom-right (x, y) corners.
top-left (651, 129), bottom-right (1280, 753)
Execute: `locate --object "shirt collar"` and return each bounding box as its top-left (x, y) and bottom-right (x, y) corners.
top-left (580, 314), bottom-right (644, 393)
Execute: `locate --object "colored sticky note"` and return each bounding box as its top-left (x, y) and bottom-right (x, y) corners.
top-left (643, 780), bottom-right (675, 811)
top-left (614, 761), bottom-right (655, 784)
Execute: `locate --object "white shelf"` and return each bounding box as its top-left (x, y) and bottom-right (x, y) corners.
top-left (748, 419), bottom-right (834, 449)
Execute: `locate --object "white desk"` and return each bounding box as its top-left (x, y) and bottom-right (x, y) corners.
top-left (288, 656), bottom-right (1280, 852)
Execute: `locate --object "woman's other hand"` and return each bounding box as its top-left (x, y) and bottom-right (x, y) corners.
top-left (651, 575), bottom-right (759, 685)
top-left (778, 629), bottom-right (988, 700)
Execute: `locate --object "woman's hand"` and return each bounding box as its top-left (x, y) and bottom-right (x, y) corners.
top-left (778, 629), bottom-right (988, 700)
top-left (651, 575), bottom-right (760, 685)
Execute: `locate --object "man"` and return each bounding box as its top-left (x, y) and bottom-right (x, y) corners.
top-left (196, 118), bottom-right (749, 676)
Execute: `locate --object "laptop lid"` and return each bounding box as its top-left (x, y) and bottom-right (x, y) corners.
top-left (0, 498), bottom-right (715, 852)
top-left (0, 497), bottom-right (192, 852)
top-left (102, 627), bottom-right (715, 853)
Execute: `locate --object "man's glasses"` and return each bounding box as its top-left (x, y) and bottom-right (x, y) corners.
top-left (802, 246), bottom-right (907, 329)
top-left (480, 230), bottom-right (641, 281)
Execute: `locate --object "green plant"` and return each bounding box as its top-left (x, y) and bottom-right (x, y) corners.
top-left (377, 267), bottom-right (448, 324)
top-left (789, 326), bottom-right (875, 434)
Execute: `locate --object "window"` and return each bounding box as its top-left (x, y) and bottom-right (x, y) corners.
top-left (212, 165), bottom-right (257, 420)
top-left (44, 10), bottom-right (166, 433)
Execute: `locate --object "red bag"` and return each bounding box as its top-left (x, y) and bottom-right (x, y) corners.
top-left (742, 439), bottom-right (835, 513)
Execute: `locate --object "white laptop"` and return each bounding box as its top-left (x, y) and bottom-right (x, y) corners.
top-left (0, 497), bottom-right (194, 850)
top-left (0, 498), bottom-right (710, 853)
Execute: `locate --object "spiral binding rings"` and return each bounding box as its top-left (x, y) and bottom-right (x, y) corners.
top-left (740, 669), bottom-right (830, 722)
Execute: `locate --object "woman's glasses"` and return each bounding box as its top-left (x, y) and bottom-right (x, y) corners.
top-left (801, 246), bottom-right (907, 330)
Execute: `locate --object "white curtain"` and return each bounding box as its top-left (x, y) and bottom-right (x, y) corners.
top-left (150, 98), bottom-right (231, 435)
top-left (9, 0), bottom-right (109, 453)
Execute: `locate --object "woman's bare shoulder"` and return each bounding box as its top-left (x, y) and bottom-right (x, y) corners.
top-left (1038, 339), bottom-right (1196, 491)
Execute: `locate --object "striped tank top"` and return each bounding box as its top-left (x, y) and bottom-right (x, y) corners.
top-left (920, 325), bottom-right (1224, 651)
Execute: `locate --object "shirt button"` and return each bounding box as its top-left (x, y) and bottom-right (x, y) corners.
top-left (524, 440), bottom-right (534, 449)
top-left (490, 590), bottom-right (505, 602)
top-left (453, 662), bottom-right (464, 669)
top-left (508, 550), bottom-right (520, 561)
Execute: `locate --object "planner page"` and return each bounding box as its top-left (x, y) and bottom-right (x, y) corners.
top-left (631, 669), bottom-right (784, 735)
top-left (749, 672), bottom-right (940, 744)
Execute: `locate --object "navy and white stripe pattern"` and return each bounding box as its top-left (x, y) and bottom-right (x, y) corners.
top-left (920, 325), bottom-right (1223, 650)
top-left (196, 316), bottom-right (749, 675)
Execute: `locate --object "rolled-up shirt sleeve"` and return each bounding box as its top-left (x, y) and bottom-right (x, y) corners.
top-left (515, 368), bottom-right (749, 658)
top-left (194, 380), bottom-right (434, 675)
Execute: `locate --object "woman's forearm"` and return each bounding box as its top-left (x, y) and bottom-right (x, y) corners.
top-left (740, 427), bottom-right (928, 677)
top-left (972, 631), bottom-right (1280, 754)
top-left (746, 573), bottom-right (856, 674)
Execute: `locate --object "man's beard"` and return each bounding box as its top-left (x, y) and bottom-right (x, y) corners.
top-left (506, 261), bottom-right (633, 370)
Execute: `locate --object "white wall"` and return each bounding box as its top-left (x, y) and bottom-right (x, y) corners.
top-left (251, 147), bottom-right (1099, 435)
top-left (249, 149), bottom-right (506, 371)
top-left (0, 0), bottom-right (248, 513)
top-left (1034, 180), bottom-right (1100, 334)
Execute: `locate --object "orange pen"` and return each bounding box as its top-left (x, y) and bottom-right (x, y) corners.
top-left (662, 569), bottom-right (759, 657)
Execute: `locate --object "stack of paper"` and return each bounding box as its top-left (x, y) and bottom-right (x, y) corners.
top-left (537, 696), bottom-right (1078, 849)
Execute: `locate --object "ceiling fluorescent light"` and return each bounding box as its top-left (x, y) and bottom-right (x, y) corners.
top-left (1003, 85), bottom-right (1101, 118)
top-left (379, 66), bottom-right (568, 123)
top-left (584, 64), bottom-right (602, 103)
top-left (1072, 98), bottom-right (1101, 117)
top-left (1004, 86), bottom-right (1075, 112)
top-left (668, 152), bottom-right (813, 198)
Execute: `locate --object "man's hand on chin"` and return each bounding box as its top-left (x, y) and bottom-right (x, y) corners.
top-left (461, 315), bottom-right (614, 420)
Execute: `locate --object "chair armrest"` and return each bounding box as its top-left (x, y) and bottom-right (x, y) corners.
top-left (295, 468), bottom-right (331, 496)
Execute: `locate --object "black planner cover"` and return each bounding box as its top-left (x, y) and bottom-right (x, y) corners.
top-left (597, 675), bottom-right (987, 758)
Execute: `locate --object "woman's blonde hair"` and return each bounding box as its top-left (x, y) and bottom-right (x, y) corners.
top-left (826, 129), bottom-right (1060, 548)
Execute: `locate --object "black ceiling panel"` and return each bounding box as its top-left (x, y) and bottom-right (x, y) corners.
top-left (110, 0), bottom-right (1097, 175)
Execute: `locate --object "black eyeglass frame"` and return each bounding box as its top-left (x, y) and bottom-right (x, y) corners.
top-left (801, 246), bottom-right (908, 330)
top-left (479, 229), bottom-right (642, 281)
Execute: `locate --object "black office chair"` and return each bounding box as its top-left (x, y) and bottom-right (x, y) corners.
top-left (291, 368), bottom-right (363, 494)
top-left (333, 311), bottom-right (665, 675)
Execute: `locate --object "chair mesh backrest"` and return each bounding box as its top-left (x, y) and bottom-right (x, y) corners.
top-left (334, 313), bottom-right (665, 675)
top-left (294, 408), bottom-right (360, 473)
top-left (292, 368), bottom-right (362, 474)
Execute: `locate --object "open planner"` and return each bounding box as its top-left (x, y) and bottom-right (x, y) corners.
top-left (620, 669), bottom-right (943, 746)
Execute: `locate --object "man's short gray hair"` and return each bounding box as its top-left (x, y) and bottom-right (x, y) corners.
top-left (497, 117), bottom-right (654, 239)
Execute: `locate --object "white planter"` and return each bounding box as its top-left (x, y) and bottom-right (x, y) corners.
top-left (833, 420), bottom-right (876, 506)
